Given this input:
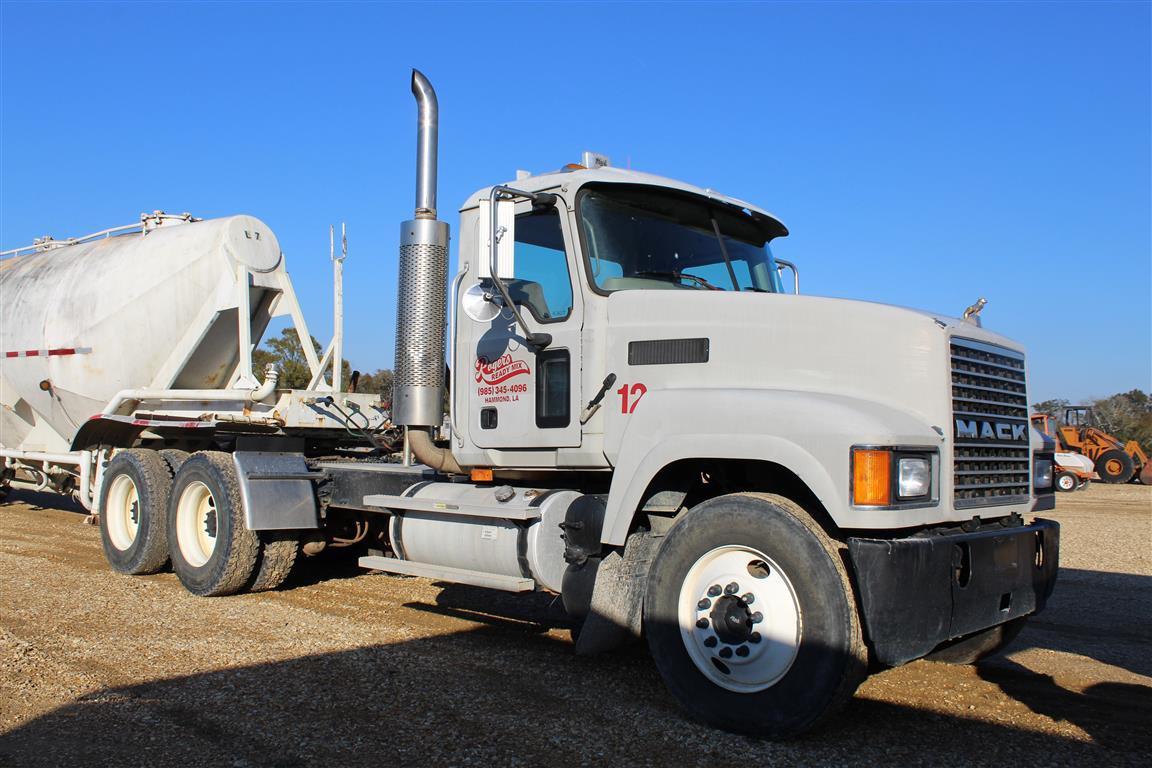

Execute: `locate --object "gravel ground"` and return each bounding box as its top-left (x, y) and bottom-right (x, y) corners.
top-left (0, 483), bottom-right (1148, 767)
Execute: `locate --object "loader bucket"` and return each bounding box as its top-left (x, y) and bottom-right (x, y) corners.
top-left (1139, 462), bottom-right (1152, 486)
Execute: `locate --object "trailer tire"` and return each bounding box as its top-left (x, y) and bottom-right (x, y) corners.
top-left (167, 452), bottom-right (259, 597)
top-left (1095, 450), bottom-right (1135, 484)
top-left (643, 492), bottom-right (865, 739)
top-left (249, 532), bottom-right (299, 592)
top-left (98, 449), bottom-right (172, 575)
top-left (1055, 471), bottom-right (1077, 492)
top-left (924, 616), bottom-right (1028, 664)
top-left (158, 449), bottom-right (190, 478)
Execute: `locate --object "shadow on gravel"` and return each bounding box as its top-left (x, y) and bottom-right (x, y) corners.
top-left (998, 567), bottom-right (1152, 677)
top-left (977, 660), bottom-right (1152, 752)
top-left (2, 623), bottom-right (1148, 768)
top-left (1, 489), bottom-right (86, 513)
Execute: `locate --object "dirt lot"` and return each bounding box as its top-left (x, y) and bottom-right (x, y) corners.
top-left (0, 484), bottom-right (1148, 767)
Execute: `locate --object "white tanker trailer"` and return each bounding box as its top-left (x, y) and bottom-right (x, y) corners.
top-left (1, 211), bottom-right (388, 586)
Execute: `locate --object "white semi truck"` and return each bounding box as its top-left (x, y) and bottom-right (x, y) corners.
top-left (0, 71), bottom-right (1059, 737)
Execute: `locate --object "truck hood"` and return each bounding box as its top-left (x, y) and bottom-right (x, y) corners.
top-left (606, 290), bottom-right (1027, 427)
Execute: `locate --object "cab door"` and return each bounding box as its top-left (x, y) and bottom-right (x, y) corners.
top-left (465, 199), bottom-right (583, 450)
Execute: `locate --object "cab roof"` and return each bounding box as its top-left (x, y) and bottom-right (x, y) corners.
top-left (460, 165), bottom-right (789, 238)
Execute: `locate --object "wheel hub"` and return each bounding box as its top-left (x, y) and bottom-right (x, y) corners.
top-left (711, 595), bottom-right (754, 645)
top-left (678, 546), bottom-right (801, 693)
top-left (176, 480), bottom-right (220, 568)
top-left (105, 474), bottom-right (141, 551)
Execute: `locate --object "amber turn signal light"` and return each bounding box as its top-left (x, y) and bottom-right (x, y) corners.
top-left (853, 449), bottom-right (891, 506)
top-left (470, 468), bottom-right (494, 483)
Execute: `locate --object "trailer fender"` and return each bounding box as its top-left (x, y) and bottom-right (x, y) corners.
top-left (601, 388), bottom-right (943, 546)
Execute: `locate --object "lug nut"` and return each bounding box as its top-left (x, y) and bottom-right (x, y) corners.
top-left (751, 611), bottom-right (764, 624)
top-left (724, 582), bottom-right (740, 595)
top-left (735, 646), bottom-right (750, 657)
top-left (741, 593), bottom-right (755, 605)
top-left (704, 636), bottom-right (718, 648)
top-left (697, 598), bottom-right (711, 610)
top-left (707, 585), bottom-right (722, 597)
top-left (750, 632), bottom-right (762, 644)
top-left (719, 647), bottom-right (733, 659)
top-left (696, 618), bottom-right (709, 629)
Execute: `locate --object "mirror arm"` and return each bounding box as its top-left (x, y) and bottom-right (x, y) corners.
top-left (488, 185), bottom-right (553, 349)
top-left (775, 259), bottom-right (800, 295)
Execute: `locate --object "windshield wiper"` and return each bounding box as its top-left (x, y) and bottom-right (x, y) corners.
top-left (635, 270), bottom-right (724, 290)
top-left (710, 214), bottom-right (741, 291)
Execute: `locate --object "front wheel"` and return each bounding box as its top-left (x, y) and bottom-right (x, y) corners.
top-left (644, 493), bottom-right (865, 738)
top-left (1095, 449), bottom-right (1135, 484)
top-left (1055, 471), bottom-right (1078, 492)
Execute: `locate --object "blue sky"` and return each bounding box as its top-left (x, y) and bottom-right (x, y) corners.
top-left (2, 1), bottom-right (1148, 403)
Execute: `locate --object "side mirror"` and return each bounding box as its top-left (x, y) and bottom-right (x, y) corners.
top-left (477, 196), bottom-right (516, 279)
top-left (473, 186), bottom-right (552, 349)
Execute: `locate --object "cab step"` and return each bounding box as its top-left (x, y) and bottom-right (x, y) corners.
top-left (358, 555), bottom-right (536, 592)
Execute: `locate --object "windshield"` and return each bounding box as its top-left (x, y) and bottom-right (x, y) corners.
top-left (578, 184), bottom-right (785, 293)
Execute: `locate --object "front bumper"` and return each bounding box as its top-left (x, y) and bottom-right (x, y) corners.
top-left (847, 519), bottom-right (1059, 666)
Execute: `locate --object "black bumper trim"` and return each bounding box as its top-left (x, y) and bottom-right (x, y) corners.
top-left (847, 519), bottom-right (1059, 666)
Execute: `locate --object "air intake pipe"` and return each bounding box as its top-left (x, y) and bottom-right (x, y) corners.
top-left (392, 69), bottom-right (463, 474)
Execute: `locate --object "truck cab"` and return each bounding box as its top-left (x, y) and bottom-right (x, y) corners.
top-left (451, 164), bottom-right (1054, 540)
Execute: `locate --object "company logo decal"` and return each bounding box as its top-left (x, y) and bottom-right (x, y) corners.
top-left (955, 419), bottom-right (1028, 442)
top-left (475, 354), bottom-right (531, 385)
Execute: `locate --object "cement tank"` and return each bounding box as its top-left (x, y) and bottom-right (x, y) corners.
top-left (1, 214), bottom-right (285, 452)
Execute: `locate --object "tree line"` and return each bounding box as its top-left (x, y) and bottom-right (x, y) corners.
top-left (252, 328), bottom-right (393, 401)
top-left (1032, 389), bottom-right (1152, 453)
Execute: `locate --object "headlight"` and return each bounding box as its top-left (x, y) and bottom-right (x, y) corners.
top-left (898, 457), bottom-right (932, 499)
top-left (852, 447), bottom-right (935, 506)
top-left (1034, 458), bottom-right (1054, 490)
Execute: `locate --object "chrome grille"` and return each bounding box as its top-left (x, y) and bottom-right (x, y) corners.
top-left (951, 338), bottom-right (1030, 509)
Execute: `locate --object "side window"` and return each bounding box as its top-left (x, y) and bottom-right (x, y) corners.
top-left (508, 208), bottom-right (573, 323)
top-left (535, 349), bottom-right (571, 428)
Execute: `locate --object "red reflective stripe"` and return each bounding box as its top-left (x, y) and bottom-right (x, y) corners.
top-left (3, 347), bottom-right (91, 357)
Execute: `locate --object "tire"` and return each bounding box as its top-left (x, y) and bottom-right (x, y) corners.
top-left (249, 532), bottom-right (299, 592)
top-left (98, 449), bottom-right (172, 575)
top-left (1055, 471), bottom-right (1077, 492)
top-left (158, 449), bottom-right (190, 478)
top-left (643, 492), bottom-right (866, 738)
top-left (925, 616), bottom-right (1028, 664)
top-left (1095, 450), bottom-right (1135, 484)
top-left (167, 451), bottom-right (259, 597)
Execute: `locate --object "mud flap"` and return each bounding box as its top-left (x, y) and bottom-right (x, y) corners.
top-left (574, 531), bottom-right (660, 655)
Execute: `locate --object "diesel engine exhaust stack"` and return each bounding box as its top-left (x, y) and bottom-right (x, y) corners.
top-left (392, 69), bottom-right (450, 429)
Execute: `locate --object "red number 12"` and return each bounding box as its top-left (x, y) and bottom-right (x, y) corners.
top-left (617, 382), bottom-right (647, 414)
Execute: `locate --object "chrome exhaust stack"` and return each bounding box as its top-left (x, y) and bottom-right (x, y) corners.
top-left (392, 69), bottom-right (451, 429)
